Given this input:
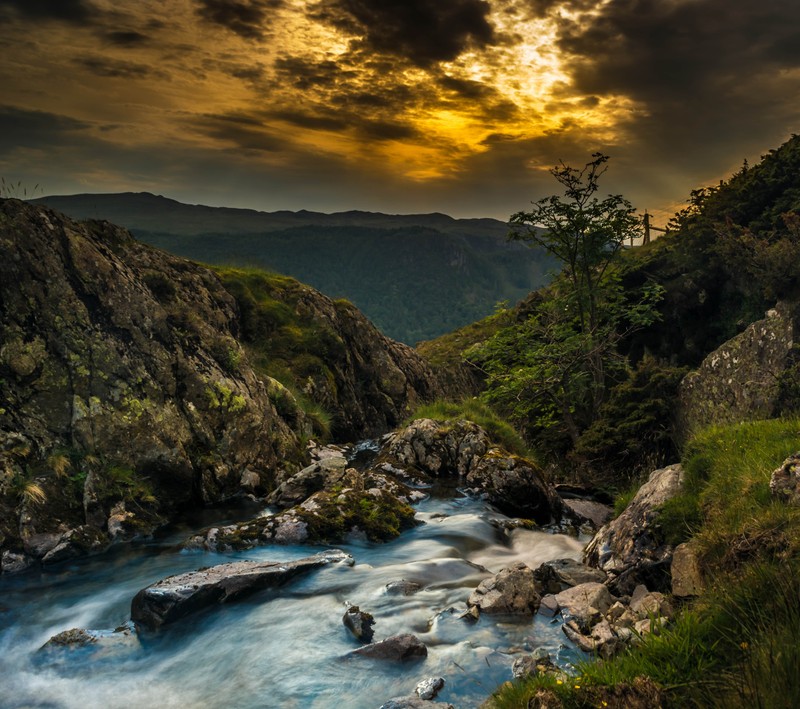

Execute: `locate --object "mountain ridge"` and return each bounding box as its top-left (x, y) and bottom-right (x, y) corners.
top-left (33, 192), bottom-right (554, 344)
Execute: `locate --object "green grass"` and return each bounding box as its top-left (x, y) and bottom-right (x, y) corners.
top-left (488, 416), bottom-right (800, 708)
top-left (406, 398), bottom-right (531, 457)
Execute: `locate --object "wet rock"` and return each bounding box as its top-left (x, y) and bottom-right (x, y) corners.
top-left (415, 676), bottom-right (445, 699)
top-left (385, 580), bottom-right (422, 596)
top-left (38, 622), bottom-right (140, 662)
top-left (343, 605), bottom-right (375, 643)
top-left (1, 550), bottom-right (33, 574)
top-left (466, 450), bottom-right (568, 524)
top-left (671, 542), bottom-right (705, 597)
top-left (533, 558), bottom-right (607, 594)
top-left (584, 464), bottom-right (684, 594)
top-left (467, 561), bottom-right (541, 615)
top-left (538, 594), bottom-right (559, 617)
top-left (352, 633), bottom-right (427, 661)
top-left (512, 650), bottom-right (564, 680)
top-left (555, 582), bottom-right (614, 632)
top-left (131, 549), bottom-right (353, 630)
top-left (769, 452), bottom-right (800, 505)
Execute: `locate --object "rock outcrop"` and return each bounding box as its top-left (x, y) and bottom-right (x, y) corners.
top-left (467, 561), bottom-right (541, 614)
top-left (678, 302), bottom-right (800, 438)
top-left (131, 549), bottom-right (353, 630)
top-left (0, 199), bottom-right (304, 568)
top-left (0, 199), bottom-right (455, 571)
top-left (584, 464), bottom-right (684, 594)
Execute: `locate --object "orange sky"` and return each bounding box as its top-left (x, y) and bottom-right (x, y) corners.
top-left (1, 0), bottom-right (799, 221)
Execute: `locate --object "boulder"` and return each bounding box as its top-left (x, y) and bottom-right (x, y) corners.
top-left (533, 558), bottom-right (607, 594)
top-left (343, 605), bottom-right (375, 643)
top-left (351, 633), bottom-right (427, 661)
top-left (671, 542), bottom-right (705, 597)
top-left (678, 302), bottom-right (800, 438)
top-left (381, 418), bottom-right (490, 477)
top-left (466, 451), bottom-right (568, 524)
top-left (584, 464), bottom-right (684, 594)
top-left (267, 457), bottom-right (348, 509)
top-left (131, 549), bottom-right (353, 630)
top-left (769, 452), bottom-right (800, 505)
top-left (555, 582), bottom-right (614, 632)
top-left (38, 622), bottom-right (140, 661)
top-left (467, 561), bottom-right (541, 615)
top-left (415, 676), bottom-right (445, 700)
top-left (385, 580), bottom-right (422, 596)
top-left (563, 499), bottom-right (613, 528)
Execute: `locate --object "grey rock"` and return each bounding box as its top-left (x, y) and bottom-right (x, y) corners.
top-left (563, 499), bottom-right (613, 528)
top-left (415, 676), bottom-right (445, 700)
top-left (534, 558), bottom-right (607, 594)
top-left (584, 464), bottom-right (684, 594)
top-left (385, 580), bottom-right (422, 596)
top-left (467, 561), bottom-right (541, 615)
top-left (466, 450), bottom-right (568, 524)
top-left (555, 582), bottom-right (614, 632)
top-left (352, 633), bottom-right (427, 661)
top-left (538, 594), bottom-right (559, 617)
top-left (131, 549), bottom-right (353, 630)
top-left (678, 302), bottom-right (800, 438)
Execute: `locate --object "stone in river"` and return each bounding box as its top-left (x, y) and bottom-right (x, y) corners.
top-left (131, 549), bottom-right (353, 630)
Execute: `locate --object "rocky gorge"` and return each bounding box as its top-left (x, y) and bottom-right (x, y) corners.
top-left (3, 191), bottom-right (800, 708)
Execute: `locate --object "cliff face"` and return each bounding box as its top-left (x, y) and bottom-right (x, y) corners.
top-left (220, 270), bottom-right (457, 441)
top-left (0, 199), bottom-right (452, 571)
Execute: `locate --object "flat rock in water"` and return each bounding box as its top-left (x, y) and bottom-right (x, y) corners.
top-left (351, 633), bottom-right (427, 661)
top-left (131, 549), bottom-right (353, 630)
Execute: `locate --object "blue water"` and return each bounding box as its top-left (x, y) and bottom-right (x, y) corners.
top-left (0, 494), bottom-right (585, 708)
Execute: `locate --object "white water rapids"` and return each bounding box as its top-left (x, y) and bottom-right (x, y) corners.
top-left (0, 493), bottom-right (587, 708)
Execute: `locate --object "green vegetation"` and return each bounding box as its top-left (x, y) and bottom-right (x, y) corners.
top-left (406, 398), bottom-right (530, 457)
top-left (489, 416), bottom-right (800, 708)
top-left (213, 266), bottom-right (337, 439)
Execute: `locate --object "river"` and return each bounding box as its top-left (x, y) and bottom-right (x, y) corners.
top-left (0, 492), bottom-right (587, 708)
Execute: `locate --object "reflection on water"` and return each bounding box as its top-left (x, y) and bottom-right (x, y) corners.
top-left (0, 494), bottom-right (586, 709)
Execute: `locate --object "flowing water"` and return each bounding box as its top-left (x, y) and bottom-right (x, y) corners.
top-left (0, 493), bottom-right (587, 709)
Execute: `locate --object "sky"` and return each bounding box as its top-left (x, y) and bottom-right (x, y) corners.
top-left (1, 0), bottom-right (799, 222)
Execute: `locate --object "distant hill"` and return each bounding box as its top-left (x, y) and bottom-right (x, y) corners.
top-left (34, 193), bottom-right (554, 344)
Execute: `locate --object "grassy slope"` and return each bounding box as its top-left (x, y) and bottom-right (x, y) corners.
top-left (488, 416), bottom-right (800, 708)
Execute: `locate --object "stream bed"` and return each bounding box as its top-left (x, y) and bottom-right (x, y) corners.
top-left (0, 493), bottom-right (587, 708)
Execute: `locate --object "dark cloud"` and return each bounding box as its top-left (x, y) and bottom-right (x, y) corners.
top-left (270, 110), bottom-right (348, 131)
top-left (194, 0), bottom-right (282, 40)
top-left (0, 0), bottom-right (96, 23)
top-left (439, 75), bottom-right (496, 100)
top-left (103, 30), bottom-right (150, 47)
top-left (550, 0), bottom-right (800, 171)
top-left (77, 57), bottom-right (155, 79)
top-left (0, 105), bottom-right (91, 154)
top-left (192, 113), bottom-right (285, 152)
top-left (312, 0), bottom-right (495, 67)
top-left (273, 57), bottom-right (356, 90)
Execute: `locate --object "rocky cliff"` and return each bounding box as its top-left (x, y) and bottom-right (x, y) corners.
top-left (677, 301), bottom-right (800, 439)
top-left (0, 199), bottom-right (451, 571)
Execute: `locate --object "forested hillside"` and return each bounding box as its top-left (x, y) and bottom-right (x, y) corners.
top-left (34, 193), bottom-right (554, 344)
